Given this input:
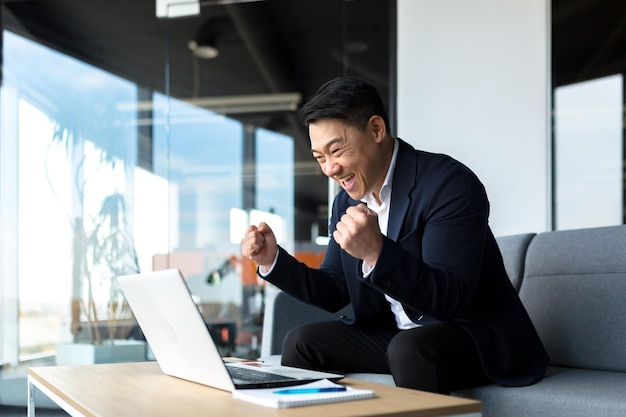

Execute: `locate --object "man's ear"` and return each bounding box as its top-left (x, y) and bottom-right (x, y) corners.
top-left (368, 115), bottom-right (387, 143)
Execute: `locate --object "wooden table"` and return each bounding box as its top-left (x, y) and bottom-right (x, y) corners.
top-left (28, 361), bottom-right (482, 417)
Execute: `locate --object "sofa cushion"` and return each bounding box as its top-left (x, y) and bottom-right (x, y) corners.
top-left (454, 367), bottom-right (626, 417)
top-left (345, 372), bottom-right (396, 386)
top-left (519, 225), bottom-right (626, 371)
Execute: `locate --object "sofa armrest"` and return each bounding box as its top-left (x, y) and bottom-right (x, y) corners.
top-left (260, 288), bottom-right (353, 357)
top-left (495, 233), bottom-right (536, 292)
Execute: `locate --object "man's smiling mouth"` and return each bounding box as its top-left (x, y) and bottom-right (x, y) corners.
top-left (339, 174), bottom-right (355, 189)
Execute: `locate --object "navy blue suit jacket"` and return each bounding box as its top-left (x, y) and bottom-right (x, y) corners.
top-left (265, 138), bottom-right (549, 386)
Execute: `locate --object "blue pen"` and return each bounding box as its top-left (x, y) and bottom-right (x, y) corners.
top-left (274, 387), bottom-right (347, 394)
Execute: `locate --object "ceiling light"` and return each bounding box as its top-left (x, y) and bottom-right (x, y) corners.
top-left (156, 0), bottom-right (265, 19)
top-left (183, 92), bottom-right (302, 114)
top-left (156, 0), bottom-right (200, 18)
top-left (188, 19), bottom-right (219, 59)
top-left (188, 40), bottom-right (219, 59)
top-left (116, 92), bottom-right (302, 115)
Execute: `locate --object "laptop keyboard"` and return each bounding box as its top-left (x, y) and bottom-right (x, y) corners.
top-left (227, 365), bottom-right (298, 383)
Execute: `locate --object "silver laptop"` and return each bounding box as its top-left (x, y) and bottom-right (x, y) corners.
top-left (117, 268), bottom-right (343, 392)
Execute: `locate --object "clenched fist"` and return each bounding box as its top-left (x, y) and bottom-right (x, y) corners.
top-left (240, 222), bottom-right (278, 272)
top-left (333, 203), bottom-right (383, 266)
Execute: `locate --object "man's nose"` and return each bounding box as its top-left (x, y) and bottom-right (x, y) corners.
top-left (324, 158), bottom-right (339, 177)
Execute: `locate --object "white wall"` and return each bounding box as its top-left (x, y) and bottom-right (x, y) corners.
top-left (397, 0), bottom-right (550, 236)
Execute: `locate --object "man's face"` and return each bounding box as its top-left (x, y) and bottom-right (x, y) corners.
top-left (309, 118), bottom-right (384, 201)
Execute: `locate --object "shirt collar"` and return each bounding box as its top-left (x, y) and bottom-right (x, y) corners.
top-left (361, 138), bottom-right (398, 208)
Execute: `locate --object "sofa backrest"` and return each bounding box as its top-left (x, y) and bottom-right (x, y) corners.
top-left (518, 225), bottom-right (626, 372)
top-left (495, 233), bottom-right (536, 292)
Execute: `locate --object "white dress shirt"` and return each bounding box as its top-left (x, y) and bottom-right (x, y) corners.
top-left (361, 139), bottom-right (419, 330)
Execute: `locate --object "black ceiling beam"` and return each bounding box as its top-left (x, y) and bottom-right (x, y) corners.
top-left (223, 2), bottom-right (310, 157)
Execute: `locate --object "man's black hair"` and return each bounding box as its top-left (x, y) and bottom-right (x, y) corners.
top-left (298, 76), bottom-right (390, 134)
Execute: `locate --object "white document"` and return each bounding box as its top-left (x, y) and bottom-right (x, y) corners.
top-left (232, 379), bottom-right (375, 408)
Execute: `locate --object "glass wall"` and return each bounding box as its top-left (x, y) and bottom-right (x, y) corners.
top-left (0, 23), bottom-right (295, 389)
top-left (0, 0), bottom-right (389, 407)
top-left (2, 31), bottom-right (147, 363)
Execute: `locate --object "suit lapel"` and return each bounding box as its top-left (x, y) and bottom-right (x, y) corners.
top-left (387, 139), bottom-right (418, 241)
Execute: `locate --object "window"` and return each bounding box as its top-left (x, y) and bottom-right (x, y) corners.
top-left (0, 30), bottom-right (295, 379)
top-left (554, 75), bottom-right (624, 230)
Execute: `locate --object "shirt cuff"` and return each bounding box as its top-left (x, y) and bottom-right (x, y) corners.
top-left (362, 261), bottom-right (375, 277)
top-left (258, 249), bottom-right (279, 277)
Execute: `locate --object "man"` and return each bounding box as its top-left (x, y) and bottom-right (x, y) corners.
top-left (241, 76), bottom-right (548, 394)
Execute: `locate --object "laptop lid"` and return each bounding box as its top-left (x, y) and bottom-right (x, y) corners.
top-left (117, 268), bottom-right (343, 391)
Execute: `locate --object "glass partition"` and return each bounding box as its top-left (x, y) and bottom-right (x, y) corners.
top-left (0, 13), bottom-right (298, 379)
top-left (156, 7), bottom-right (298, 359)
top-left (1, 31), bottom-right (148, 362)
top-left (152, 90), bottom-right (254, 357)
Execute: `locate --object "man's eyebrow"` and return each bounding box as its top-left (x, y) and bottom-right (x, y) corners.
top-left (311, 137), bottom-right (342, 154)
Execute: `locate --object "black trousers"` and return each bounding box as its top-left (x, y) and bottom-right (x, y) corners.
top-left (280, 320), bottom-right (492, 394)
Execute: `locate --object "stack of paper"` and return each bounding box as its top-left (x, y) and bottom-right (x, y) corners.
top-left (232, 379), bottom-right (375, 408)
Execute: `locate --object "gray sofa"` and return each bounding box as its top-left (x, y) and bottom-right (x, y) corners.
top-left (260, 225), bottom-right (626, 417)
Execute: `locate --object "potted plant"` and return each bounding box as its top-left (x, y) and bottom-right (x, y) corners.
top-left (56, 191), bottom-right (146, 365)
